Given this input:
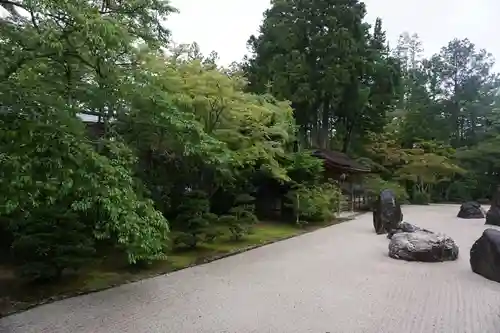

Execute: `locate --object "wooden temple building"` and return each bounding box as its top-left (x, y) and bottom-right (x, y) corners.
top-left (254, 148), bottom-right (373, 220)
top-left (312, 149), bottom-right (372, 212)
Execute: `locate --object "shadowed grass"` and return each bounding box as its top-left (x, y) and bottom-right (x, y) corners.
top-left (167, 222), bottom-right (301, 268)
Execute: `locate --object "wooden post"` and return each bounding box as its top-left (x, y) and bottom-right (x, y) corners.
top-left (350, 181), bottom-right (354, 212)
top-left (339, 173), bottom-right (346, 215)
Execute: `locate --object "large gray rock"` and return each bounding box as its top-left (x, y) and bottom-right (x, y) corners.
top-left (470, 228), bottom-right (500, 283)
top-left (373, 189), bottom-right (403, 235)
top-left (388, 230), bottom-right (459, 262)
top-left (387, 222), bottom-right (432, 239)
top-left (486, 186), bottom-right (500, 226)
top-left (457, 201), bottom-right (485, 219)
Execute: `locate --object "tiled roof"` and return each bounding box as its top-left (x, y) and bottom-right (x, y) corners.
top-left (312, 149), bottom-right (371, 173)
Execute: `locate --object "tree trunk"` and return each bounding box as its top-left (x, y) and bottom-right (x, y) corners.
top-left (319, 99), bottom-right (331, 149)
top-left (342, 121), bottom-right (354, 153)
top-left (308, 91), bottom-right (324, 148)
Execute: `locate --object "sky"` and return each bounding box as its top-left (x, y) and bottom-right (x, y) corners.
top-left (167, 0), bottom-right (500, 69)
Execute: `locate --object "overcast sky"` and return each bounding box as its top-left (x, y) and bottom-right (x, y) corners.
top-left (168, 0), bottom-right (499, 70)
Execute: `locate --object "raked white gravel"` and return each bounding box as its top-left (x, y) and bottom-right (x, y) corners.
top-left (2, 204), bottom-right (500, 333)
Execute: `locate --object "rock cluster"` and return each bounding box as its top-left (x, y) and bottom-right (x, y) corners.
top-left (371, 188), bottom-right (500, 283)
top-left (372, 189), bottom-right (459, 263)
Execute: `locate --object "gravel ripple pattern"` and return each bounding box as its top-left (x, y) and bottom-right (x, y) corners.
top-left (2, 204), bottom-right (500, 333)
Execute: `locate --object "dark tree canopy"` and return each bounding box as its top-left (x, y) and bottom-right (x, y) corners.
top-left (244, 0), bottom-right (401, 152)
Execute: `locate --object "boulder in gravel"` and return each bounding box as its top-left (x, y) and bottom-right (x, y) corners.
top-left (470, 228), bottom-right (500, 283)
top-left (387, 222), bottom-right (432, 239)
top-left (457, 201), bottom-right (485, 219)
top-left (486, 207), bottom-right (500, 226)
top-left (388, 230), bottom-right (459, 262)
top-left (486, 186), bottom-right (500, 226)
top-left (373, 189), bottom-right (403, 235)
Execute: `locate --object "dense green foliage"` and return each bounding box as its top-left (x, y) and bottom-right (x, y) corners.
top-left (0, 0), bottom-right (339, 283)
top-left (1, 0), bottom-right (499, 285)
top-left (245, 1), bottom-right (400, 152)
